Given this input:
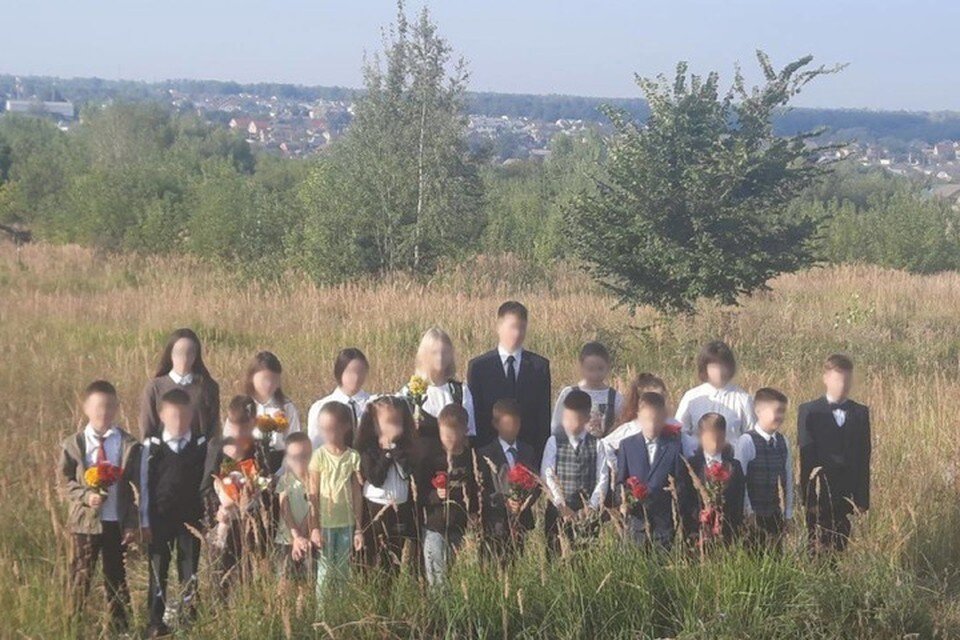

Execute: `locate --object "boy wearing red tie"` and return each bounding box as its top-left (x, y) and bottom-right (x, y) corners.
top-left (59, 381), bottom-right (141, 632)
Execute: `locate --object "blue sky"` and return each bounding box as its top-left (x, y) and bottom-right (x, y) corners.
top-left (3, 0), bottom-right (959, 111)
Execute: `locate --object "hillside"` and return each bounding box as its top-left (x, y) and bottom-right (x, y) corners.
top-left (2, 243), bottom-right (960, 637)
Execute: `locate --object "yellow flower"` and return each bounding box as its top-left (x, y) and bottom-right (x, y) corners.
top-left (407, 374), bottom-right (429, 399)
top-left (83, 465), bottom-right (100, 488)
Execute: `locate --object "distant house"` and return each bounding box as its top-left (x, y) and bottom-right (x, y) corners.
top-left (5, 99), bottom-right (75, 119)
top-left (933, 141), bottom-right (956, 161)
top-left (248, 120), bottom-right (270, 141)
top-left (229, 117), bottom-right (252, 131)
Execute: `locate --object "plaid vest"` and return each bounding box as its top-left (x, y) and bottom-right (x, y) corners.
top-left (555, 431), bottom-right (598, 510)
top-left (745, 431), bottom-right (787, 517)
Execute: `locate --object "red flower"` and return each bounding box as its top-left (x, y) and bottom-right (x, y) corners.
top-left (624, 476), bottom-right (649, 501)
top-left (705, 461), bottom-right (731, 485)
top-left (662, 422), bottom-right (682, 438)
top-left (699, 506), bottom-right (723, 537)
top-left (431, 471), bottom-right (448, 491)
top-left (506, 463), bottom-right (539, 491)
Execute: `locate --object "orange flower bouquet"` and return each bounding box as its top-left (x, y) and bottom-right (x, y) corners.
top-left (212, 457), bottom-right (262, 548)
top-left (255, 412), bottom-right (290, 444)
top-left (84, 461), bottom-right (123, 497)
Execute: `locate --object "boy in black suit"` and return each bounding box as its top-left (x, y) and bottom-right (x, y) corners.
top-left (139, 389), bottom-right (209, 638)
top-left (686, 413), bottom-right (745, 544)
top-left (478, 399), bottom-right (539, 561)
top-left (467, 301), bottom-right (552, 459)
top-left (798, 354), bottom-right (871, 553)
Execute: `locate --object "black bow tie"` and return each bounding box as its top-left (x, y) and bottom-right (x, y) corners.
top-left (828, 401), bottom-right (847, 411)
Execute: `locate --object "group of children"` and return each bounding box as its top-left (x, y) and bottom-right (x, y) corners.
top-left (59, 315), bottom-right (871, 637)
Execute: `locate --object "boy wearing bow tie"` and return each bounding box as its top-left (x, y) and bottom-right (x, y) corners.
top-left (798, 354), bottom-right (871, 553)
top-left (735, 388), bottom-right (794, 548)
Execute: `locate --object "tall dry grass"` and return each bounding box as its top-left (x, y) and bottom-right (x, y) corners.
top-left (2, 243), bottom-right (960, 638)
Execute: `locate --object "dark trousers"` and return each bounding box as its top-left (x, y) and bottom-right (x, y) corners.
top-left (360, 498), bottom-right (415, 573)
top-left (70, 522), bottom-right (128, 629)
top-left (148, 527), bottom-right (201, 628)
top-left (748, 512), bottom-right (785, 550)
top-left (545, 502), bottom-right (598, 556)
top-left (482, 527), bottom-right (527, 567)
top-left (807, 498), bottom-right (854, 553)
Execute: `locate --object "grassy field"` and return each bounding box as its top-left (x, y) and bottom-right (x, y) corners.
top-left (3, 243), bottom-right (960, 638)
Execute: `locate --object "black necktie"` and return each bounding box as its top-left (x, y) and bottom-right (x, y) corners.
top-left (507, 446), bottom-right (517, 468)
top-left (348, 399), bottom-right (359, 428)
top-left (505, 355), bottom-right (517, 395)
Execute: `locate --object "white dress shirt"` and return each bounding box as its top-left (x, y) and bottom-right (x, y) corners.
top-left (399, 380), bottom-right (476, 436)
top-left (168, 371), bottom-right (194, 386)
top-left (497, 346), bottom-right (523, 378)
top-left (550, 385), bottom-right (625, 432)
top-left (499, 438), bottom-right (520, 468)
top-left (734, 426), bottom-right (794, 519)
top-left (676, 382), bottom-right (755, 440)
top-left (644, 437), bottom-right (657, 465)
top-left (826, 395), bottom-right (848, 427)
top-left (307, 388), bottom-right (370, 447)
top-left (540, 431), bottom-right (609, 510)
top-left (362, 459), bottom-right (410, 505)
top-left (83, 425), bottom-right (122, 522)
top-left (703, 451), bottom-right (723, 467)
top-left (252, 396), bottom-right (301, 451)
top-left (602, 419), bottom-right (696, 474)
top-left (139, 430), bottom-right (193, 528)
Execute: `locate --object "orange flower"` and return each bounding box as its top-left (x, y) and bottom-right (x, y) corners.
top-left (256, 412), bottom-right (289, 435)
top-left (84, 462), bottom-right (123, 495)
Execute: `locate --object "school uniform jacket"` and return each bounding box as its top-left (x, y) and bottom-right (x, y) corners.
top-left (685, 447), bottom-right (746, 539)
top-left (616, 433), bottom-right (691, 538)
top-left (139, 374), bottom-right (221, 440)
top-left (797, 397), bottom-right (871, 512)
top-left (467, 349), bottom-right (551, 457)
top-left (59, 429), bottom-right (141, 534)
top-left (477, 439), bottom-right (539, 535)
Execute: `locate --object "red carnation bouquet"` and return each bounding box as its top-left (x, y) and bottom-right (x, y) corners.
top-left (623, 476), bottom-right (650, 517)
top-left (699, 461), bottom-right (732, 542)
top-left (506, 463), bottom-right (539, 504)
top-left (84, 462), bottom-right (123, 497)
top-left (431, 471), bottom-right (448, 492)
top-left (705, 461), bottom-right (731, 485)
top-left (662, 421), bottom-right (682, 438)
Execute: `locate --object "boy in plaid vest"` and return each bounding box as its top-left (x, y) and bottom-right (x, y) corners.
top-left (540, 389), bottom-right (609, 555)
top-left (735, 387), bottom-right (794, 549)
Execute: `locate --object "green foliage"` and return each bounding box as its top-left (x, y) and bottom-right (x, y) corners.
top-left (298, 3), bottom-right (484, 280)
top-left (482, 129), bottom-right (604, 261)
top-left (792, 164), bottom-right (960, 273)
top-left (568, 52), bottom-right (841, 314)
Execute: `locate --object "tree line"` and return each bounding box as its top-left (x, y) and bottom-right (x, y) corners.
top-left (2, 6), bottom-right (959, 312)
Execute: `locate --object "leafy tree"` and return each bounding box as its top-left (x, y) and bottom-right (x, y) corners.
top-left (568, 52), bottom-right (841, 313)
top-left (299, 2), bottom-right (483, 278)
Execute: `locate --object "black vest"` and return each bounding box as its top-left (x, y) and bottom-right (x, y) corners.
top-left (147, 435), bottom-right (208, 538)
top-left (745, 431), bottom-right (787, 517)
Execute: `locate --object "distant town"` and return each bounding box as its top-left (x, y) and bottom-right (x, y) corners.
top-left (6, 74), bottom-right (960, 207)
